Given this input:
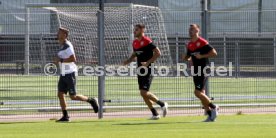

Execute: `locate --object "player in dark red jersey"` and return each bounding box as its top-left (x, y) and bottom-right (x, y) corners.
top-left (183, 24), bottom-right (219, 122)
top-left (123, 24), bottom-right (168, 120)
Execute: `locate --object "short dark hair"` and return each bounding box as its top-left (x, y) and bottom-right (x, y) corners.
top-left (59, 27), bottom-right (69, 37)
top-left (190, 24), bottom-right (200, 29)
top-left (135, 24), bottom-right (146, 29)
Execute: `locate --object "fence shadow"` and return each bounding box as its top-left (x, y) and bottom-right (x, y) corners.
top-left (113, 121), bottom-right (203, 126)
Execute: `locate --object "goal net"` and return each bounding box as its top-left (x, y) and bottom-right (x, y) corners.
top-left (25, 3), bottom-right (173, 74)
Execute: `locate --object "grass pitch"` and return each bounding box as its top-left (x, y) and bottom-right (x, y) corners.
top-left (0, 114), bottom-right (276, 138)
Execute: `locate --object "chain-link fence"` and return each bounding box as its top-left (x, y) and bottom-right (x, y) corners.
top-left (0, 2), bottom-right (276, 120)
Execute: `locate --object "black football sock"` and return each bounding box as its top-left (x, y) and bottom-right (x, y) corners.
top-left (156, 100), bottom-right (165, 107)
top-left (62, 110), bottom-right (69, 118)
top-left (206, 110), bottom-right (212, 117)
top-left (209, 103), bottom-right (216, 109)
top-left (150, 108), bottom-right (159, 116)
top-left (87, 98), bottom-right (92, 103)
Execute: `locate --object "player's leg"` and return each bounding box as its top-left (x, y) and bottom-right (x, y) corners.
top-left (140, 91), bottom-right (154, 109)
top-left (69, 94), bottom-right (87, 101)
top-left (66, 73), bottom-right (99, 113)
top-left (195, 89), bottom-right (218, 122)
top-left (57, 92), bottom-right (70, 122)
top-left (58, 92), bottom-right (67, 111)
top-left (193, 76), bottom-right (218, 122)
top-left (140, 89), bottom-right (159, 118)
top-left (140, 91), bottom-right (163, 108)
top-left (143, 75), bottom-right (165, 106)
top-left (56, 76), bottom-right (70, 122)
top-left (69, 95), bottom-right (99, 113)
top-left (138, 75), bottom-right (159, 119)
top-left (194, 89), bottom-right (211, 110)
top-left (138, 75), bottom-right (168, 119)
top-left (142, 91), bottom-right (168, 117)
top-left (145, 75), bottom-right (168, 117)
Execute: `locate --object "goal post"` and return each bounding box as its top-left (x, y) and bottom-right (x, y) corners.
top-left (25, 3), bottom-right (173, 74)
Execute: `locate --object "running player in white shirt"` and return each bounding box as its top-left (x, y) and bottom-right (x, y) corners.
top-left (55, 27), bottom-right (98, 122)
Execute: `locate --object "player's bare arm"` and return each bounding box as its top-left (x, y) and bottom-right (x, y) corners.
top-left (61, 55), bottom-right (76, 63)
top-left (123, 52), bottom-right (136, 65)
top-left (182, 54), bottom-right (191, 61)
top-left (141, 47), bottom-right (161, 67)
top-left (54, 55), bottom-right (76, 64)
top-left (195, 48), bottom-right (217, 59)
top-left (53, 57), bottom-right (60, 65)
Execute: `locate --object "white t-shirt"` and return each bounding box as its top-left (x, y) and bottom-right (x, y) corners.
top-left (57, 40), bottom-right (77, 75)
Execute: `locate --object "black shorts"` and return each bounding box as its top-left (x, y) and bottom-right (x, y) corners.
top-left (137, 74), bottom-right (153, 91)
top-left (193, 75), bottom-right (207, 91)
top-left (58, 72), bottom-right (76, 95)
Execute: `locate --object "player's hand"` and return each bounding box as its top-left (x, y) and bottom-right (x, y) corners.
top-left (53, 57), bottom-right (60, 65)
top-left (182, 54), bottom-right (189, 61)
top-left (122, 60), bottom-right (130, 66)
top-left (181, 54), bottom-right (186, 61)
top-left (141, 62), bottom-right (149, 67)
top-left (195, 53), bottom-right (203, 59)
top-left (182, 54), bottom-right (192, 61)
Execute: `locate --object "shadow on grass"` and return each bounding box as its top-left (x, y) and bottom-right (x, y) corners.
top-left (113, 121), bottom-right (202, 126)
top-left (68, 118), bottom-right (162, 124)
top-left (68, 120), bottom-right (118, 123)
top-left (0, 89), bottom-right (19, 92)
top-left (0, 121), bottom-right (42, 125)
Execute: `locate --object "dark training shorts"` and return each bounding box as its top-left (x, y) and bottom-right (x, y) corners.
top-left (58, 72), bottom-right (77, 95)
top-left (193, 75), bottom-right (207, 91)
top-left (138, 74), bottom-right (153, 91)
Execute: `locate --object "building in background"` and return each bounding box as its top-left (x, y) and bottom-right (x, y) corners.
top-left (159, 0), bottom-right (276, 35)
top-left (0, 0), bottom-right (50, 34)
top-left (0, 0), bottom-right (275, 66)
top-left (51, 0), bottom-right (157, 6)
top-left (0, 0), bottom-right (157, 34)
top-left (0, 0), bottom-right (276, 34)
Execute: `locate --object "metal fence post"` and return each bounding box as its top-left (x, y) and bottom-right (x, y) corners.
top-left (175, 33), bottom-right (179, 64)
top-left (201, 0), bottom-right (210, 96)
top-left (235, 42), bottom-right (240, 78)
top-left (98, 0), bottom-right (105, 119)
top-left (201, 0), bottom-right (208, 39)
top-left (24, 7), bottom-right (30, 75)
top-left (40, 34), bottom-right (46, 74)
top-left (207, 0), bottom-right (211, 33)
top-left (223, 33), bottom-right (227, 67)
top-left (274, 37), bottom-right (276, 71)
top-left (128, 4), bottom-right (134, 55)
top-left (238, 43), bottom-right (240, 77)
top-left (258, 0), bottom-right (262, 33)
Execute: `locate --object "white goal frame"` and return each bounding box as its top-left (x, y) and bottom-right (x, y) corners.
top-left (24, 3), bottom-right (139, 75)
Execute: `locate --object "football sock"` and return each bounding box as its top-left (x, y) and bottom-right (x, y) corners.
top-left (207, 110), bottom-right (212, 117)
top-left (150, 108), bottom-right (159, 116)
top-left (62, 110), bottom-right (69, 118)
top-left (156, 100), bottom-right (165, 107)
top-left (87, 98), bottom-right (92, 103)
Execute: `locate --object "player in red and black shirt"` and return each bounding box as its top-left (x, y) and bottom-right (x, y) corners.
top-left (123, 24), bottom-right (168, 120)
top-left (183, 24), bottom-right (219, 122)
